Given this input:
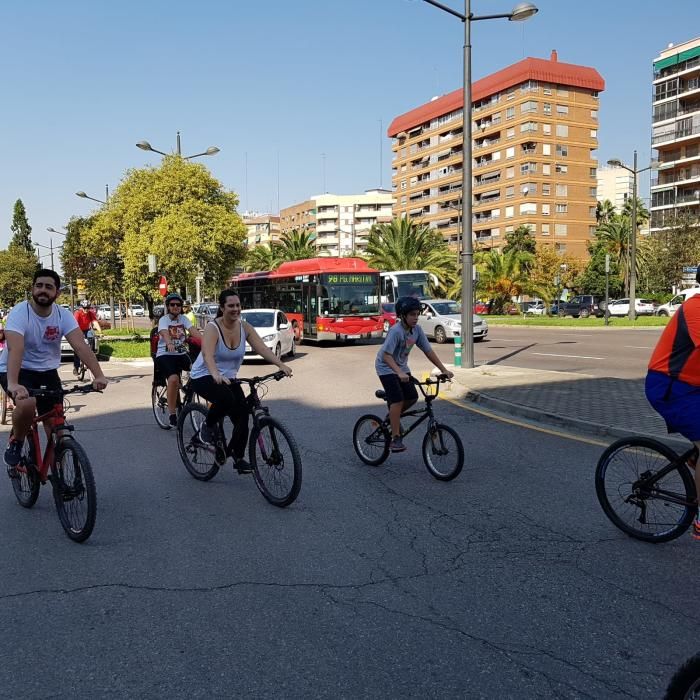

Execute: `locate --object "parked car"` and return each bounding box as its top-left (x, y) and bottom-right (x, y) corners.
top-left (152, 304), bottom-right (164, 318)
top-left (418, 299), bottom-right (488, 343)
top-left (96, 304), bottom-right (122, 321)
top-left (474, 300), bottom-right (490, 315)
top-left (525, 301), bottom-right (546, 315)
top-left (127, 304), bottom-right (145, 317)
top-left (656, 287), bottom-right (700, 316)
top-left (241, 309), bottom-right (295, 360)
top-left (559, 295), bottom-right (604, 318)
top-left (193, 303), bottom-right (219, 329)
top-left (605, 298), bottom-right (655, 317)
top-left (61, 329), bottom-right (100, 359)
top-left (379, 303), bottom-right (398, 333)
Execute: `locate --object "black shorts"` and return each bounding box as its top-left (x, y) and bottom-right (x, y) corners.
top-left (155, 353), bottom-right (191, 381)
top-left (0, 368), bottom-right (63, 415)
top-left (378, 373), bottom-right (418, 405)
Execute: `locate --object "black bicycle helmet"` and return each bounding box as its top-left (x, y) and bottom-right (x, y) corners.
top-left (165, 292), bottom-right (183, 305)
top-left (396, 296), bottom-right (421, 317)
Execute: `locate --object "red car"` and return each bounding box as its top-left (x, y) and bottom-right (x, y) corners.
top-left (474, 300), bottom-right (489, 315)
top-left (379, 302), bottom-right (398, 333)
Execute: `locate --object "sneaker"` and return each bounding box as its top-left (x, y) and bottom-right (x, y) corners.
top-left (234, 458), bottom-right (253, 474)
top-left (72, 367), bottom-right (79, 376)
top-left (168, 414), bottom-right (177, 427)
top-left (199, 422), bottom-right (216, 444)
top-left (693, 520), bottom-right (700, 541)
top-left (4, 438), bottom-right (22, 468)
top-left (390, 437), bottom-right (406, 453)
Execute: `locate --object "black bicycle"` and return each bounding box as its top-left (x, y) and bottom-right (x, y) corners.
top-left (152, 343), bottom-right (201, 430)
top-left (176, 371), bottom-right (302, 507)
top-left (595, 436), bottom-right (697, 543)
top-left (352, 374), bottom-right (464, 481)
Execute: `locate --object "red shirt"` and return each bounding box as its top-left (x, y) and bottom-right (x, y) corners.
top-left (648, 296), bottom-right (700, 385)
top-left (74, 308), bottom-right (97, 332)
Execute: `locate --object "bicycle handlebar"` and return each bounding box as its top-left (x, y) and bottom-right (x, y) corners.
top-left (234, 370), bottom-right (289, 386)
top-left (411, 373), bottom-right (451, 386)
top-left (27, 383), bottom-right (102, 399)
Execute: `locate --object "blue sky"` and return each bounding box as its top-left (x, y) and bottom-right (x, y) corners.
top-left (0, 0), bottom-right (696, 254)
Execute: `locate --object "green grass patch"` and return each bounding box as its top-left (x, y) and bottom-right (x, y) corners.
top-left (483, 315), bottom-right (670, 327)
top-left (100, 328), bottom-right (147, 338)
top-left (99, 339), bottom-right (152, 358)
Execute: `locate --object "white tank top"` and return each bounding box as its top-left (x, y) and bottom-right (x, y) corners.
top-left (190, 320), bottom-right (246, 380)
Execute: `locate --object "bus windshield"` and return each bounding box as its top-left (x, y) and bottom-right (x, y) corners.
top-left (395, 273), bottom-right (432, 299)
top-left (319, 275), bottom-right (379, 316)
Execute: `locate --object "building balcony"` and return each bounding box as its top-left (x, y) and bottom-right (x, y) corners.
top-left (317, 209), bottom-right (338, 220)
top-left (653, 122), bottom-right (700, 145)
top-left (475, 138), bottom-right (500, 151)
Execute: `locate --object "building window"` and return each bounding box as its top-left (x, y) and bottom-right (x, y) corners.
top-left (591, 110), bottom-right (598, 120)
top-left (520, 121), bottom-right (538, 133)
top-left (520, 202), bottom-right (537, 215)
top-left (401, 181), bottom-right (407, 189)
top-left (401, 196), bottom-right (407, 204)
top-left (555, 224), bottom-right (568, 236)
top-left (543, 103), bottom-right (552, 115)
top-left (542, 183), bottom-right (551, 195)
top-left (556, 104), bottom-right (569, 115)
top-left (589, 226), bottom-right (597, 237)
top-left (506, 106), bottom-right (515, 119)
top-left (542, 223), bottom-right (550, 235)
top-left (520, 162), bottom-right (537, 175)
top-left (543, 143), bottom-right (551, 156)
top-left (506, 127), bottom-right (515, 138)
top-left (506, 146), bottom-right (515, 159)
top-left (506, 167), bottom-right (515, 179)
top-left (556, 124), bottom-right (568, 137)
top-left (541, 203), bottom-right (551, 216)
top-left (590, 129), bottom-right (598, 138)
top-left (505, 185), bottom-right (514, 198)
top-left (555, 243), bottom-right (567, 252)
top-left (543, 123), bottom-right (552, 135)
top-left (521, 100), bottom-right (537, 113)
top-left (590, 206), bottom-right (597, 217)
top-left (556, 203), bottom-right (568, 214)
top-left (556, 184), bottom-right (568, 196)
top-left (506, 89), bottom-right (516, 101)
top-left (505, 206), bottom-right (514, 218)
top-left (543, 85), bottom-right (552, 96)
top-left (590, 167), bottom-right (597, 178)
top-left (589, 187), bottom-right (596, 197)
top-left (555, 161), bottom-right (568, 172)
top-left (542, 164), bottom-right (551, 176)
top-left (556, 145), bottom-right (568, 157)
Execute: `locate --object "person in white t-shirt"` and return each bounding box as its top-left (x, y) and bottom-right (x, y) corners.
top-left (0, 270), bottom-right (108, 468)
top-left (155, 292), bottom-right (202, 427)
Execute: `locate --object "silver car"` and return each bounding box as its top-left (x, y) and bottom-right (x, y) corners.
top-left (418, 299), bottom-right (488, 344)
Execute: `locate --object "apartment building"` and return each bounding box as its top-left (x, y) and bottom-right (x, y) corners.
top-left (243, 213), bottom-right (281, 249)
top-left (388, 51), bottom-right (605, 258)
top-left (597, 165), bottom-right (634, 213)
top-left (650, 37), bottom-right (700, 232)
top-left (279, 190), bottom-right (394, 256)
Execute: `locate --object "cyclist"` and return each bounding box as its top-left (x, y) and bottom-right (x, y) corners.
top-left (0, 269), bottom-right (108, 468)
top-left (155, 292), bottom-right (202, 427)
top-left (183, 302), bottom-right (196, 326)
top-left (375, 295), bottom-right (453, 453)
top-left (646, 265), bottom-right (700, 539)
top-left (72, 300), bottom-right (101, 376)
top-left (189, 289), bottom-right (292, 474)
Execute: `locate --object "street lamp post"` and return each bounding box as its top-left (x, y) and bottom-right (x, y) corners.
top-left (47, 227), bottom-right (75, 310)
top-left (607, 153), bottom-right (659, 320)
top-left (421, 0), bottom-right (538, 368)
top-left (136, 131), bottom-right (220, 160)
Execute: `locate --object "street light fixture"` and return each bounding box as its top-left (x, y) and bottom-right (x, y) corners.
top-left (606, 153), bottom-right (659, 320)
top-left (75, 186), bottom-right (109, 205)
top-left (135, 131), bottom-right (220, 160)
top-left (420, 0), bottom-right (538, 368)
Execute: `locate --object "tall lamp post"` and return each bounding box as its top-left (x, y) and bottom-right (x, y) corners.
top-left (136, 131), bottom-right (220, 160)
top-left (47, 227), bottom-right (75, 310)
top-left (607, 153), bottom-right (658, 320)
top-left (75, 186), bottom-right (109, 205)
top-left (421, 0), bottom-right (538, 368)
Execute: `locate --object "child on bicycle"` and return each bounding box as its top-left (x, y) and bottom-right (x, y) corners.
top-left (375, 296), bottom-right (454, 453)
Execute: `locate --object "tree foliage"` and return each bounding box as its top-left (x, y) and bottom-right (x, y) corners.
top-left (575, 239), bottom-right (624, 297)
top-left (502, 225), bottom-right (536, 258)
top-left (643, 214), bottom-right (700, 293)
top-left (474, 249), bottom-right (544, 313)
top-left (529, 245), bottom-right (584, 303)
top-left (10, 199), bottom-right (33, 254)
top-left (0, 246), bottom-right (38, 306)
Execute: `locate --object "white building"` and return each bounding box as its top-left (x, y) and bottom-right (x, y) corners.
top-left (596, 165), bottom-right (634, 213)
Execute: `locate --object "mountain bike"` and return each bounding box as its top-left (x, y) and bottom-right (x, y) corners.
top-left (595, 436), bottom-right (697, 543)
top-left (353, 374), bottom-right (464, 481)
top-left (6, 383), bottom-right (101, 543)
top-left (75, 329), bottom-right (98, 382)
top-left (152, 340), bottom-right (201, 429)
top-left (176, 370), bottom-right (302, 507)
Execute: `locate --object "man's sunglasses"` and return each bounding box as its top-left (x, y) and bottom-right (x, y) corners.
top-left (168, 302), bottom-right (182, 307)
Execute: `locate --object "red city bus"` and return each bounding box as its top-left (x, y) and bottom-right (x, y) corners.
top-left (230, 258), bottom-right (383, 343)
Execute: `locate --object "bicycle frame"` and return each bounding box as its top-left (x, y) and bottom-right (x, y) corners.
top-left (380, 376), bottom-right (445, 437)
top-left (632, 446), bottom-right (697, 511)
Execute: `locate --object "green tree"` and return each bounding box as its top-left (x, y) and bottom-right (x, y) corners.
top-left (277, 229), bottom-right (317, 262)
top-left (0, 246), bottom-right (39, 306)
top-left (643, 214), bottom-right (700, 292)
top-left (245, 243), bottom-right (283, 272)
top-left (9, 199), bottom-right (34, 254)
top-left (575, 239), bottom-right (624, 297)
top-left (502, 225), bottom-right (536, 257)
top-left (474, 249), bottom-right (542, 313)
top-left (529, 245), bottom-right (584, 306)
top-left (365, 217), bottom-right (454, 289)
top-left (596, 199), bottom-right (616, 225)
top-left (622, 195), bottom-right (650, 228)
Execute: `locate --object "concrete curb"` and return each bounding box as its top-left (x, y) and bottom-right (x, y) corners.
top-left (461, 387), bottom-right (688, 450)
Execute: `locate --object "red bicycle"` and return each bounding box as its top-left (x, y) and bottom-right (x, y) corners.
top-left (7, 383), bottom-right (100, 543)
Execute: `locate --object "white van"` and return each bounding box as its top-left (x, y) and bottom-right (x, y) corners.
top-left (655, 287), bottom-right (700, 317)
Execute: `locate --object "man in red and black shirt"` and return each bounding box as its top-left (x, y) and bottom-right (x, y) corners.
top-left (72, 301), bottom-right (100, 375)
top-left (646, 268), bottom-right (700, 538)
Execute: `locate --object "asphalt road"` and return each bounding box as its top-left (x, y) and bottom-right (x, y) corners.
top-left (0, 338), bottom-right (693, 698)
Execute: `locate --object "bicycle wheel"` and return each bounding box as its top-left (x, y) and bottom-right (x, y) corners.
top-left (177, 403), bottom-right (220, 481)
top-left (0, 387), bottom-right (7, 425)
top-left (151, 382), bottom-right (171, 430)
top-left (664, 652), bottom-right (700, 700)
top-left (352, 414), bottom-right (390, 466)
top-left (10, 437), bottom-right (40, 508)
top-left (422, 423), bottom-right (464, 481)
top-left (595, 437), bottom-right (695, 543)
top-left (249, 416), bottom-right (302, 507)
top-left (52, 438), bottom-right (96, 543)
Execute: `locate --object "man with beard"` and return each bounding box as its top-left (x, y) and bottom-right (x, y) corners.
top-left (0, 270), bottom-right (108, 469)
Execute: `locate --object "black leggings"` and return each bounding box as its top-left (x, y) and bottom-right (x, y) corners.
top-left (190, 376), bottom-right (249, 459)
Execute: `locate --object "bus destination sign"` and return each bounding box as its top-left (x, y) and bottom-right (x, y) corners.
top-left (326, 274), bottom-right (374, 285)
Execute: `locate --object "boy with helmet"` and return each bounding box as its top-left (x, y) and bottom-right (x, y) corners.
top-left (375, 296), bottom-right (454, 452)
top-left (73, 300), bottom-right (100, 376)
top-left (646, 264), bottom-right (700, 539)
top-left (155, 292), bottom-right (202, 426)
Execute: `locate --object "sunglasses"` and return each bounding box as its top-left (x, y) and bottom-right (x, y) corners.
top-left (168, 302), bottom-right (182, 307)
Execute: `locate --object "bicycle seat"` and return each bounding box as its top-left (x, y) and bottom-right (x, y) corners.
top-left (375, 390), bottom-right (387, 401)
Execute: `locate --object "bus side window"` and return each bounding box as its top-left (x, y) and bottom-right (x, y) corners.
top-left (383, 278), bottom-right (394, 302)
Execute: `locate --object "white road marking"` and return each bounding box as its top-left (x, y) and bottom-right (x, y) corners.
top-left (624, 345), bottom-right (653, 350)
top-left (531, 352), bottom-right (605, 360)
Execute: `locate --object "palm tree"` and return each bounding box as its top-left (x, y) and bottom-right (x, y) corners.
top-left (365, 217), bottom-right (455, 290)
top-left (474, 249), bottom-right (544, 313)
top-left (245, 244), bottom-right (283, 272)
top-left (277, 229), bottom-right (317, 262)
top-left (595, 213), bottom-right (650, 293)
top-left (621, 195), bottom-right (650, 228)
top-left (596, 199), bottom-right (616, 225)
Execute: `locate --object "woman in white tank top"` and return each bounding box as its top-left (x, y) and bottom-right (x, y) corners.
top-left (189, 290), bottom-right (292, 473)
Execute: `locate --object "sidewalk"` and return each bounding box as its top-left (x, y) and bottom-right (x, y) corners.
top-left (450, 364), bottom-right (687, 448)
